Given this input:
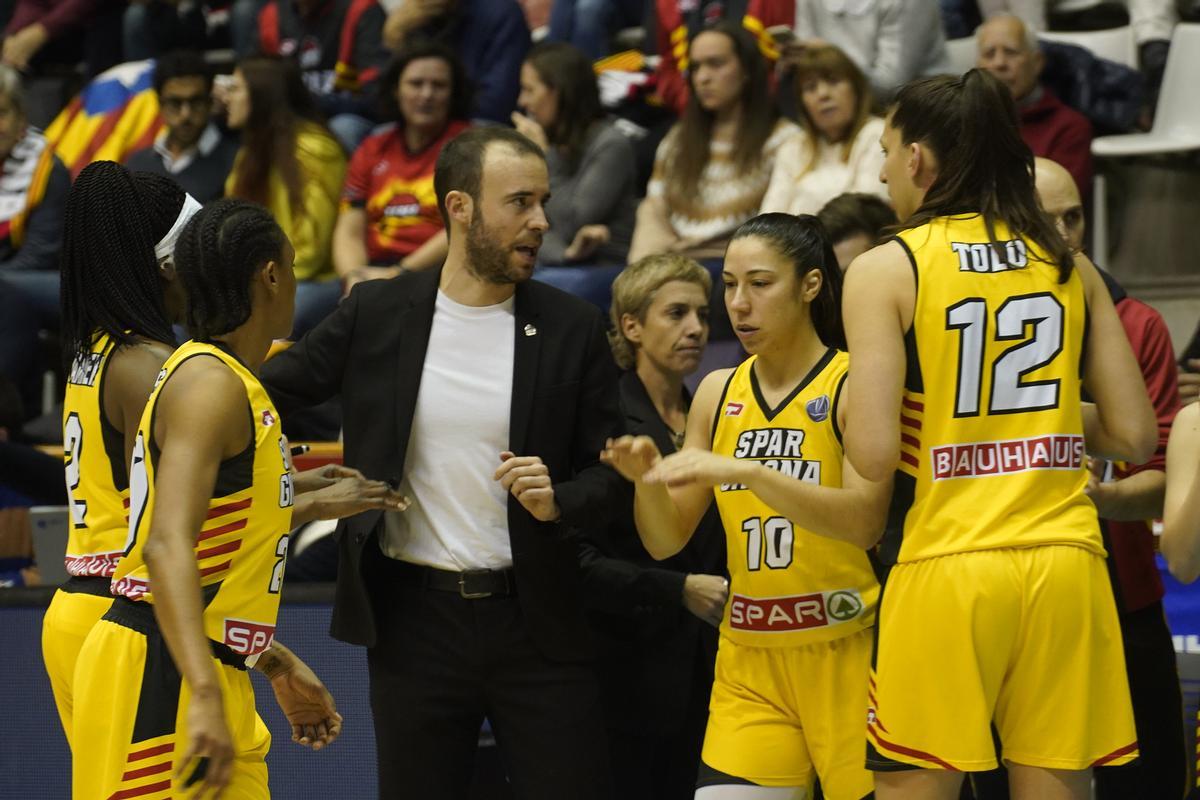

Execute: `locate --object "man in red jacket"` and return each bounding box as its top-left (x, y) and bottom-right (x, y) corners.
top-left (1036, 156), bottom-right (1189, 800)
top-left (978, 15), bottom-right (1093, 196)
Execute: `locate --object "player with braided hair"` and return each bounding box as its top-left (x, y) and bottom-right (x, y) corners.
top-left (44, 160), bottom-right (199, 749)
top-left (71, 198), bottom-right (408, 799)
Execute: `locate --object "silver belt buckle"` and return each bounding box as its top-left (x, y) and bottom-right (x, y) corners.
top-left (458, 569), bottom-right (494, 599)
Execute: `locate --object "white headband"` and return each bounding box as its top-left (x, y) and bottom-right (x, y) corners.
top-left (154, 193), bottom-right (203, 261)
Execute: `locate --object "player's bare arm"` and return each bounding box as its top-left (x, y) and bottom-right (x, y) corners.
top-left (1161, 404), bottom-right (1200, 582)
top-left (1077, 253), bottom-right (1156, 464)
top-left (843, 240), bottom-right (913, 482)
top-left (141, 357), bottom-right (248, 795)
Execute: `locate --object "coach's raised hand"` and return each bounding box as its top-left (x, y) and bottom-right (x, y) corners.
top-left (495, 451), bottom-right (560, 522)
top-left (600, 435), bottom-right (662, 483)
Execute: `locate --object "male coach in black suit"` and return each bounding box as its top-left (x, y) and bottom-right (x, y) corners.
top-left (261, 127), bottom-right (624, 798)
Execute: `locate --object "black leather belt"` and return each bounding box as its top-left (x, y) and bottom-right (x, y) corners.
top-left (388, 560), bottom-right (516, 599)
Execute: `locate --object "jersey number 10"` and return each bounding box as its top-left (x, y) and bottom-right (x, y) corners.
top-left (741, 516), bottom-right (794, 571)
top-left (945, 292), bottom-right (1065, 417)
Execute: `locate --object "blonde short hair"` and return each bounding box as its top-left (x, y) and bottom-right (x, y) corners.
top-left (608, 254), bottom-right (712, 370)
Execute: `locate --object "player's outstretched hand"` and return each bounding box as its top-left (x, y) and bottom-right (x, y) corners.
top-left (600, 435), bottom-right (662, 483)
top-left (643, 448), bottom-right (744, 488)
top-left (310, 475), bottom-right (409, 519)
top-left (495, 452), bottom-right (560, 522)
top-left (269, 659), bottom-right (343, 751)
top-left (178, 689), bottom-right (233, 798)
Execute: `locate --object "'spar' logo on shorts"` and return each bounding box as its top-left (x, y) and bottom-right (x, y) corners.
top-left (729, 588), bottom-right (864, 632)
top-left (724, 402), bottom-right (744, 417)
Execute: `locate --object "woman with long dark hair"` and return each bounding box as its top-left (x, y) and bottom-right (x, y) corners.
top-left (224, 55), bottom-right (345, 335)
top-left (843, 70), bottom-right (1155, 799)
top-left (512, 41), bottom-right (636, 266)
top-left (333, 40), bottom-right (472, 293)
top-left (605, 213), bottom-right (888, 798)
top-left (628, 22), bottom-right (801, 263)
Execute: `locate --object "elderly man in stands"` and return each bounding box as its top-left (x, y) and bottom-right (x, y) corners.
top-left (977, 14), bottom-right (1093, 194)
top-left (0, 64), bottom-right (71, 412)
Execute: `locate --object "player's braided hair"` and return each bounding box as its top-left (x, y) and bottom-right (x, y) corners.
top-left (174, 198), bottom-right (286, 341)
top-left (59, 161), bottom-right (185, 366)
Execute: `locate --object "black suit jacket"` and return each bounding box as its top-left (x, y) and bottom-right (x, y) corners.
top-left (260, 267), bottom-right (626, 661)
top-left (578, 371), bottom-right (725, 733)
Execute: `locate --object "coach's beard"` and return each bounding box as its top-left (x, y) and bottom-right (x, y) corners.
top-left (465, 211), bottom-right (538, 286)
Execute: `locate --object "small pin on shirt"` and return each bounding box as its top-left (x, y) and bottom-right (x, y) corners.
top-left (524, 324), bottom-right (538, 337)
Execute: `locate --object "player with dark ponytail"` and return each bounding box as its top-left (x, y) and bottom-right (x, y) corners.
top-left (44, 160), bottom-right (198, 750)
top-left (843, 69), bottom-right (1156, 799)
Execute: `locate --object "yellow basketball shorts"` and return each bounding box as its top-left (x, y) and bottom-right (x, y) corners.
top-left (41, 584), bottom-right (113, 748)
top-left (867, 544), bottom-right (1137, 772)
top-left (72, 612), bottom-right (271, 800)
top-left (702, 626), bottom-right (875, 799)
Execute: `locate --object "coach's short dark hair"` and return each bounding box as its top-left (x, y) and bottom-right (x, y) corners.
top-left (153, 49), bottom-right (212, 96)
top-left (434, 126), bottom-right (545, 229)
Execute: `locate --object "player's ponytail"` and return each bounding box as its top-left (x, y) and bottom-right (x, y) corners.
top-left (731, 213), bottom-right (846, 351)
top-left (890, 70), bottom-right (1073, 282)
top-left (60, 161), bottom-right (184, 368)
top-left (174, 199), bottom-right (286, 341)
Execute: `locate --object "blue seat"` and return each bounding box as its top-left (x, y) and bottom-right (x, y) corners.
top-left (533, 264), bottom-right (624, 312)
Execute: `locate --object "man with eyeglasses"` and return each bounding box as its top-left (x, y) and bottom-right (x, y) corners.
top-left (126, 49), bottom-right (240, 204)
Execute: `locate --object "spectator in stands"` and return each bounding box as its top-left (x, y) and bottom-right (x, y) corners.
top-left (787, 0), bottom-right (951, 99)
top-left (977, 15), bottom-right (1093, 194)
top-left (255, 0), bottom-right (390, 152)
top-left (2, 0), bottom-right (123, 78)
top-left (546, 0), bottom-right (645, 61)
top-left (976, 0), bottom-right (1175, 103)
top-left (511, 42), bottom-right (636, 267)
top-left (126, 50), bottom-right (240, 204)
top-left (224, 55), bottom-right (345, 337)
top-left (582, 253), bottom-right (725, 799)
top-left (653, 0), bottom-right (791, 116)
top-left (0, 64), bottom-right (72, 408)
top-left (761, 45), bottom-right (887, 219)
top-left (1035, 156), bottom-right (1188, 800)
top-left (333, 41), bottom-right (471, 293)
top-left (382, 0), bottom-right (531, 124)
top-left (817, 192), bottom-right (897, 271)
top-left (123, 0), bottom-right (208, 60)
top-left (630, 21), bottom-right (801, 263)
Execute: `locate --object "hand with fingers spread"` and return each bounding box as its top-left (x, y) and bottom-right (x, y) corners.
top-left (683, 573), bottom-right (729, 628)
top-left (599, 435), bottom-right (662, 483)
top-left (495, 451), bottom-right (560, 522)
top-left (643, 448), bottom-right (747, 488)
top-left (178, 688), bottom-right (234, 798)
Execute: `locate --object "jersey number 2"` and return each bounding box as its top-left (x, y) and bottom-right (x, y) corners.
top-left (945, 292), bottom-right (1064, 417)
top-left (64, 413), bottom-right (87, 527)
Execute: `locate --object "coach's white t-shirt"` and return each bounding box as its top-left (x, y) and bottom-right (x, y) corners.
top-left (382, 290), bottom-right (515, 570)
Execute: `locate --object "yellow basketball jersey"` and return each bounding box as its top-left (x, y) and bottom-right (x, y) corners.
top-left (711, 350), bottom-right (879, 648)
top-left (112, 341), bottom-right (295, 659)
top-left (62, 332), bottom-right (130, 578)
top-left (891, 215), bottom-right (1101, 563)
